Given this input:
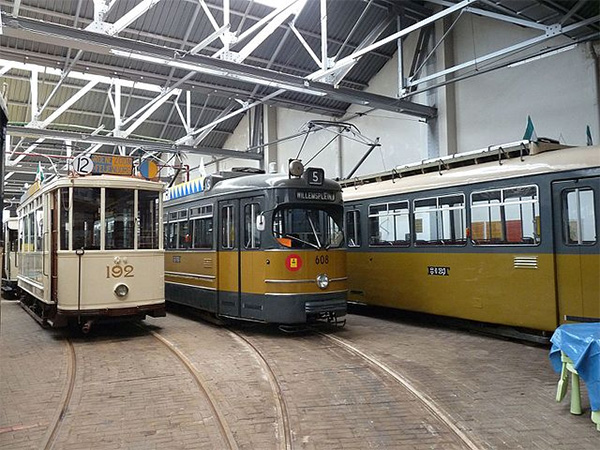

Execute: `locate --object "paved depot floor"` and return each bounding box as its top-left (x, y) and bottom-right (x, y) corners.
top-left (1, 298), bottom-right (598, 449)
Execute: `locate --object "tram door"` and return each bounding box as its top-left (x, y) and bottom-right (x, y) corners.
top-left (552, 176), bottom-right (600, 323)
top-left (239, 197), bottom-right (265, 320)
top-left (50, 191), bottom-right (59, 303)
top-left (217, 199), bottom-right (240, 317)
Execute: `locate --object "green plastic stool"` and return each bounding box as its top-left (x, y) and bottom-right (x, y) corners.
top-left (556, 352), bottom-right (600, 431)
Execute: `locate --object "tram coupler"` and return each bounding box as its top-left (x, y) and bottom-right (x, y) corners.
top-left (81, 320), bottom-right (94, 334)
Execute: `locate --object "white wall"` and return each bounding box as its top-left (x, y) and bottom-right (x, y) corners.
top-left (215, 13), bottom-right (599, 178)
top-left (453, 15), bottom-right (599, 150)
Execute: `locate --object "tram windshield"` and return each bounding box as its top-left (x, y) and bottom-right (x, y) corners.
top-left (65, 187), bottom-right (161, 251)
top-left (273, 206), bottom-right (344, 250)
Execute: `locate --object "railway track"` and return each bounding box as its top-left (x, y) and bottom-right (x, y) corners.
top-left (228, 329), bottom-right (293, 450)
top-left (319, 332), bottom-right (481, 450)
top-left (42, 338), bottom-right (76, 450)
top-left (143, 327), bottom-right (239, 450)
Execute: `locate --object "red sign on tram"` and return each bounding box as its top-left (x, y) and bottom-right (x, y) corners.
top-left (285, 254), bottom-right (302, 272)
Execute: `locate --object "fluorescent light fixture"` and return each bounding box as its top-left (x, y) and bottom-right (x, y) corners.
top-left (507, 44), bottom-right (577, 68)
top-left (110, 49), bottom-right (326, 97)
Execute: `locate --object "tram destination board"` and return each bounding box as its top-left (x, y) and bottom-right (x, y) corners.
top-left (91, 155), bottom-right (133, 175)
top-left (296, 191), bottom-right (336, 201)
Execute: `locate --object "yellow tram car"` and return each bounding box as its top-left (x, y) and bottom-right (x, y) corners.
top-left (341, 141), bottom-right (599, 333)
top-left (17, 169), bottom-right (166, 331)
top-left (164, 161), bottom-right (347, 326)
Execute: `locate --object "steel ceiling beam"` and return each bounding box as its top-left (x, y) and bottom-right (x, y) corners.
top-left (1, 13), bottom-right (436, 119)
top-left (6, 126), bottom-right (263, 160)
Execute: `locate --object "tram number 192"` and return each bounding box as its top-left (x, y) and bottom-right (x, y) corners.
top-left (106, 265), bottom-right (135, 278)
top-left (315, 255), bottom-right (329, 265)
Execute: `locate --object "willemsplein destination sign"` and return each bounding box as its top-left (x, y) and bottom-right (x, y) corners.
top-left (295, 191), bottom-right (336, 201)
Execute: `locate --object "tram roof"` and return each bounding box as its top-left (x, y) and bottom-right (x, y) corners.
top-left (166, 172), bottom-right (342, 206)
top-left (18, 174), bottom-right (164, 207)
top-left (343, 144), bottom-right (600, 202)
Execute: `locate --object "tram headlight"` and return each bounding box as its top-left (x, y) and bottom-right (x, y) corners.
top-left (316, 274), bottom-right (329, 290)
top-left (289, 159), bottom-right (304, 177)
top-left (114, 283), bottom-right (129, 298)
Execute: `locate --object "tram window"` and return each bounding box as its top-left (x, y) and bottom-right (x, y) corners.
top-left (221, 205), bottom-right (235, 249)
top-left (8, 229), bottom-right (18, 251)
top-left (165, 222), bottom-right (177, 249)
top-left (105, 189), bottom-right (134, 250)
top-left (273, 207), bottom-right (344, 249)
top-left (72, 188), bottom-right (101, 250)
top-left (414, 194), bottom-right (465, 246)
top-left (244, 203), bottom-right (262, 249)
top-left (138, 190), bottom-right (159, 249)
top-left (345, 210), bottom-right (361, 247)
top-left (471, 185), bottom-right (539, 245)
top-left (368, 201), bottom-right (409, 246)
top-left (27, 213), bottom-right (35, 252)
top-left (35, 209), bottom-right (44, 252)
top-left (192, 217), bottom-right (213, 249)
top-left (178, 221), bottom-right (191, 249)
top-left (60, 188), bottom-right (70, 250)
top-left (564, 189), bottom-right (596, 245)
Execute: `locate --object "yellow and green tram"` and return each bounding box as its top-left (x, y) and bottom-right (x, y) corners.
top-left (164, 162), bottom-right (347, 325)
top-left (341, 141), bottom-right (599, 333)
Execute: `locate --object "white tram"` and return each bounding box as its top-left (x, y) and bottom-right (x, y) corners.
top-left (17, 173), bottom-right (166, 332)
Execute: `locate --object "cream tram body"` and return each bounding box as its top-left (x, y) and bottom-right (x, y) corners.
top-left (17, 175), bottom-right (165, 329)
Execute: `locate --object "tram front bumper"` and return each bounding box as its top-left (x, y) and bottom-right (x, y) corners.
top-left (262, 292), bottom-right (347, 324)
top-left (305, 299), bottom-right (347, 316)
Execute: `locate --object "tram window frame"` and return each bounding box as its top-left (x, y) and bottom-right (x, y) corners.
top-left (414, 194), bottom-right (466, 246)
top-left (189, 204), bottom-right (214, 250)
top-left (59, 188), bottom-right (70, 250)
top-left (563, 188), bottom-right (597, 246)
top-left (105, 188), bottom-right (135, 250)
top-left (35, 207), bottom-right (43, 252)
top-left (177, 218), bottom-right (191, 249)
top-left (191, 215), bottom-right (213, 249)
top-left (221, 205), bottom-right (235, 249)
top-left (345, 210), bottom-right (361, 247)
top-left (368, 201), bottom-right (410, 247)
top-left (244, 203), bottom-right (262, 249)
top-left (470, 185), bottom-right (540, 246)
top-left (138, 190), bottom-right (160, 250)
top-left (72, 187), bottom-right (102, 251)
top-left (165, 220), bottom-right (178, 249)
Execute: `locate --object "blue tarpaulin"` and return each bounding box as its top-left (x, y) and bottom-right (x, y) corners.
top-left (549, 323), bottom-right (600, 411)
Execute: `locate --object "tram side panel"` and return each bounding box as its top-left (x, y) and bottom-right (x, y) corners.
top-left (345, 173), bottom-right (562, 332)
top-left (165, 250), bottom-right (218, 312)
top-left (240, 249), bottom-right (347, 323)
top-left (347, 249), bottom-right (558, 331)
top-left (55, 251), bottom-right (164, 314)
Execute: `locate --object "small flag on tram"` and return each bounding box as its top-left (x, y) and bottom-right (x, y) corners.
top-left (586, 125), bottom-right (593, 146)
top-left (35, 161), bottom-right (45, 183)
top-left (523, 116), bottom-right (538, 142)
